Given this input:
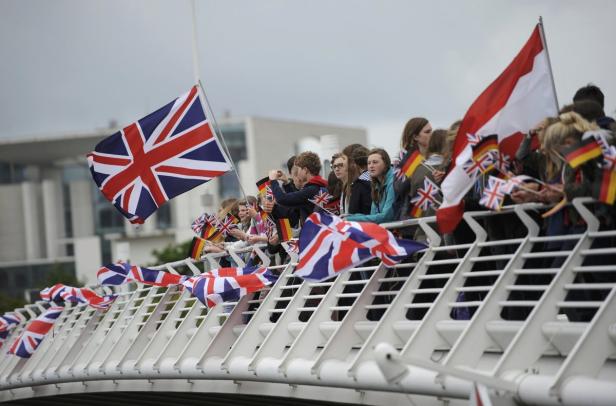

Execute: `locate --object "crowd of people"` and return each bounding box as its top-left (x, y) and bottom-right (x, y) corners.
top-left (196, 84), bottom-right (615, 263)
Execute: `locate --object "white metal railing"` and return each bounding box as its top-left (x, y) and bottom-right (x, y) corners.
top-left (1, 198), bottom-right (615, 406)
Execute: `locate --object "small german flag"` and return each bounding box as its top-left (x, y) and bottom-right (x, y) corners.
top-left (398, 150), bottom-right (424, 178)
top-left (564, 138), bottom-right (603, 169)
top-left (409, 204), bottom-right (423, 218)
top-left (276, 218), bottom-right (293, 241)
top-left (472, 134), bottom-right (498, 161)
top-left (188, 236), bottom-right (206, 260)
top-left (595, 167), bottom-right (616, 205)
top-left (200, 221), bottom-right (217, 239)
top-left (256, 176), bottom-right (271, 195)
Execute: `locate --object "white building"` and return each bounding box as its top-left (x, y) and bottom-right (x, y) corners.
top-left (0, 116), bottom-right (367, 296)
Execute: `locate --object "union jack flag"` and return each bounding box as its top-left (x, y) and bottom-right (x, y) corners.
top-left (309, 188), bottom-right (333, 208)
top-left (410, 178), bottom-right (441, 211)
top-left (182, 266), bottom-right (278, 308)
top-left (501, 174), bottom-right (533, 194)
top-left (97, 262), bottom-right (187, 287)
top-left (191, 212), bottom-right (209, 235)
top-left (466, 132), bottom-right (482, 147)
top-left (480, 176), bottom-right (508, 210)
top-left (0, 312), bottom-right (24, 348)
top-left (463, 152), bottom-right (494, 178)
top-left (87, 86), bottom-right (232, 224)
top-left (217, 214), bottom-right (239, 237)
top-left (8, 306), bottom-right (63, 358)
top-left (494, 151), bottom-right (511, 174)
top-left (602, 145), bottom-right (616, 171)
top-left (295, 212), bottom-right (426, 282)
top-left (40, 284), bottom-right (117, 311)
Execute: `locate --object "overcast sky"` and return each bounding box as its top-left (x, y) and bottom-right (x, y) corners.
top-left (1, 0), bottom-right (615, 156)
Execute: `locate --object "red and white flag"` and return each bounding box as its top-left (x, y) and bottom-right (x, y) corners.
top-left (437, 24), bottom-right (558, 233)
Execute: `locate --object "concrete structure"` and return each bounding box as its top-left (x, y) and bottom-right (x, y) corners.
top-left (0, 117), bottom-right (367, 297)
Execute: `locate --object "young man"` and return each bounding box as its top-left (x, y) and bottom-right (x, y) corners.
top-left (268, 151), bottom-right (327, 224)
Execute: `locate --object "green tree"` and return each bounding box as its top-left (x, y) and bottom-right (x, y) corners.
top-left (150, 240), bottom-right (193, 265)
top-left (38, 262), bottom-right (82, 289)
top-left (0, 293), bottom-right (27, 314)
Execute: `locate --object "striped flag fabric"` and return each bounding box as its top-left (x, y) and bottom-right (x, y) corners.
top-left (471, 134), bottom-right (499, 161)
top-left (182, 266), bottom-right (278, 308)
top-left (409, 178), bottom-right (441, 215)
top-left (40, 284), bottom-right (117, 311)
top-left (97, 262), bottom-right (187, 287)
top-left (87, 86), bottom-right (232, 224)
top-left (276, 218), bottom-right (293, 241)
top-left (479, 176), bottom-right (508, 211)
top-left (563, 137), bottom-right (603, 169)
top-left (256, 177), bottom-right (271, 196)
top-left (437, 24), bottom-right (558, 233)
top-left (395, 150), bottom-right (424, 180)
top-left (594, 167), bottom-right (616, 205)
top-left (8, 306), bottom-right (63, 358)
top-left (188, 236), bottom-right (207, 260)
top-left (295, 212), bottom-right (426, 282)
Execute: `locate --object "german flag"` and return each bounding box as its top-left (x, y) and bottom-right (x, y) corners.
top-left (409, 204), bottom-right (423, 218)
top-left (564, 138), bottom-right (603, 169)
top-left (472, 134), bottom-right (498, 161)
top-left (256, 176), bottom-right (271, 195)
top-left (595, 168), bottom-right (616, 205)
top-left (398, 150), bottom-right (424, 178)
top-left (276, 218), bottom-right (293, 241)
top-left (200, 221), bottom-right (217, 239)
top-left (188, 237), bottom-right (206, 260)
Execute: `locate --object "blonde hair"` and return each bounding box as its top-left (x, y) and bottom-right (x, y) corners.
top-left (542, 112), bottom-right (596, 179)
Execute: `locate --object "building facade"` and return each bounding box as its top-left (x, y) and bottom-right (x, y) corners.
top-left (0, 116), bottom-right (367, 298)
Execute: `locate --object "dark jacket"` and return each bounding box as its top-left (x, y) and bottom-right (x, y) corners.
top-left (346, 169), bottom-right (396, 224)
top-left (270, 175), bottom-right (328, 224)
top-left (348, 171), bottom-right (372, 215)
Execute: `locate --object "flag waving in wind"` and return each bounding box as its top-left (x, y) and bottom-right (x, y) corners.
top-left (437, 23), bottom-right (558, 233)
top-left (88, 86), bottom-right (232, 224)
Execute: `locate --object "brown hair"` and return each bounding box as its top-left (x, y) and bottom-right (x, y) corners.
top-left (426, 129), bottom-right (447, 156)
top-left (401, 117), bottom-right (429, 152)
top-left (367, 148), bottom-right (391, 204)
top-left (294, 151), bottom-right (322, 176)
top-left (219, 198), bottom-right (239, 218)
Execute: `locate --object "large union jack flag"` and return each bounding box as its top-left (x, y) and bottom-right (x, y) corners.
top-left (295, 212), bottom-right (427, 282)
top-left (97, 262), bottom-right (187, 287)
top-left (8, 306), bottom-right (63, 358)
top-left (40, 284), bottom-right (117, 311)
top-left (88, 86), bottom-right (232, 224)
top-left (182, 266), bottom-right (278, 308)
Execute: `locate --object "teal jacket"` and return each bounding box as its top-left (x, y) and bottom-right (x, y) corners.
top-left (346, 168), bottom-right (396, 224)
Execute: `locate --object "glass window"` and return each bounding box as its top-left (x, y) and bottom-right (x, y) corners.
top-left (157, 204), bottom-right (172, 229)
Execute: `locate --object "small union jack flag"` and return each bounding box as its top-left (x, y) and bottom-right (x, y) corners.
top-left (480, 176), bottom-right (508, 210)
top-left (182, 266), bottom-right (278, 308)
top-left (494, 151), bottom-right (511, 174)
top-left (309, 188), bottom-right (333, 208)
top-left (466, 132), bottom-right (482, 147)
top-left (191, 212), bottom-right (209, 235)
top-left (410, 178), bottom-right (441, 211)
top-left (602, 146), bottom-right (616, 171)
top-left (40, 284), bottom-right (117, 311)
top-left (463, 152), bottom-right (495, 178)
top-left (217, 214), bottom-right (239, 237)
top-left (9, 306), bottom-right (63, 358)
top-left (501, 174), bottom-right (533, 194)
top-left (87, 86), bottom-right (232, 224)
top-left (97, 262), bottom-right (187, 287)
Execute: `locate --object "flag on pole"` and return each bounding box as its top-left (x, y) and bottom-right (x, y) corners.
top-left (471, 134), bottom-right (499, 161)
top-left (256, 177), bottom-right (271, 196)
top-left (563, 137), bottom-right (603, 169)
top-left (409, 178), bottom-right (441, 215)
top-left (87, 86), bottom-right (232, 224)
top-left (479, 176), bottom-right (508, 211)
top-left (97, 262), bottom-right (187, 287)
top-left (437, 24), bottom-right (558, 233)
top-left (8, 306), bottom-right (63, 358)
top-left (594, 167), bottom-right (616, 205)
top-left (276, 218), bottom-right (293, 241)
top-left (394, 150), bottom-right (424, 180)
top-left (188, 236), bottom-right (207, 260)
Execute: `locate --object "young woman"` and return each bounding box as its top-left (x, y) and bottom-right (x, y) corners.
top-left (331, 153), bottom-right (348, 214)
top-left (345, 148), bottom-right (396, 224)
top-left (400, 117), bottom-right (433, 158)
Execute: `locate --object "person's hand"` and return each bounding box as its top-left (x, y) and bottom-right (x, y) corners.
top-left (510, 182), bottom-right (539, 204)
top-left (279, 172), bottom-right (289, 183)
top-left (433, 170), bottom-right (445, 184)
top-left (247, 206), bottom-right (258, 218)
top-left (540, 183), bottom-right (564, 203)
top-left (262, 199), bottom-right (275, 213)
top-left (229, 228), bottom-right (246, 240)
top-left (268, 234), bottom-right (280, 245)
top-left (268, 170), bottom-right (280, 181)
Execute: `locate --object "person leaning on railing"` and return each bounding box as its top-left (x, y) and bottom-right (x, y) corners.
top-left (345, 148), bottom-right (396, 224)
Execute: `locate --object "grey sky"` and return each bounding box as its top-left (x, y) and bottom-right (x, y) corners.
top-left (1, 0), bottom-right (615, 156)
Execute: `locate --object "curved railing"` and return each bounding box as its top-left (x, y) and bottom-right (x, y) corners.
top-left (1, 197), bottom-right (615, 405)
